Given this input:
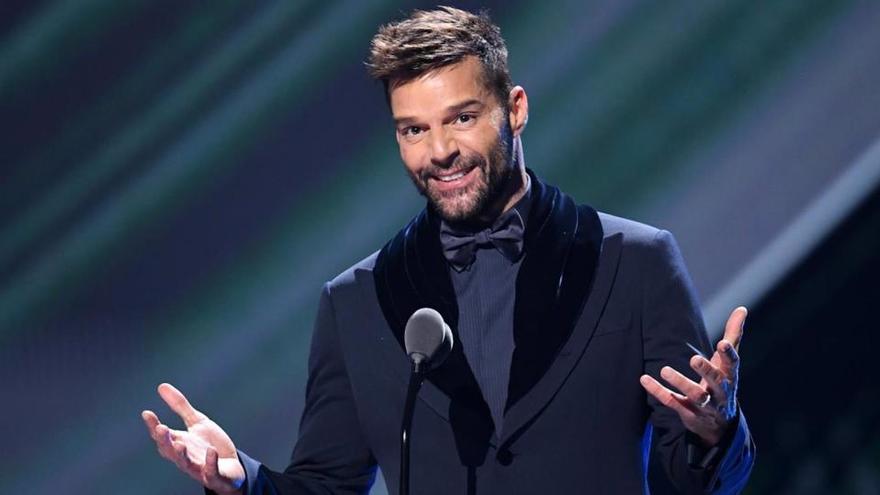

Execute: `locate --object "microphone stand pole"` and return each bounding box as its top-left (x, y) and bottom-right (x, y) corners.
top-left (400, 358), bottom-right (425, 495)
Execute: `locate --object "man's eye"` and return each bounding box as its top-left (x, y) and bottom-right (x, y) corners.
top-left (457, 114), bottom-right (475, 124)
top-left (403, 126), bottom-right (422, 136)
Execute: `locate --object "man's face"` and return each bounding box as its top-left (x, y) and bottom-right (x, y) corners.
top-left (389, 57), bottom-right (515, 224)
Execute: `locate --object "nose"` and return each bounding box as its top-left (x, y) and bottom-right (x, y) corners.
top-left (428, 128), bottom-right (459, 167)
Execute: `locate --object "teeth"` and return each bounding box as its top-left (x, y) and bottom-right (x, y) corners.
top-left (438, 171), bottom-right (466, 182)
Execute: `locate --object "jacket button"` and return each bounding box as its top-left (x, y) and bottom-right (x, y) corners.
top-left (496, 448), bottom-right (513, 466)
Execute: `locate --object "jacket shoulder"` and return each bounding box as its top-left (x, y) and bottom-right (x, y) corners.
top-left (325, 250), bottom-right (379, 292)
top-left (595, 212), bottom-right (686, 273)
top-left (597, 212), bottom-right (664, 245)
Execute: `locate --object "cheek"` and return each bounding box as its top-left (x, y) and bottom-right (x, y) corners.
top-left (458, 132), bottom-right (496, 162)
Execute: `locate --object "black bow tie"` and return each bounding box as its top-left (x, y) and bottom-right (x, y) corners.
top-left (439, 208), bottom-right (525, 272)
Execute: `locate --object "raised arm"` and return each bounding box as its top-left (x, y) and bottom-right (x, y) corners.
top-left (638, 230), bottom-right (755, 494)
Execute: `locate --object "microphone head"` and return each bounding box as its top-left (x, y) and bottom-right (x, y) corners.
top-left (404, 308), bottom-right (453, 372)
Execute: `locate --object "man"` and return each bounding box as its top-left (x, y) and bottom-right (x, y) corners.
top-left (143, 7), bottom-right (754, 494)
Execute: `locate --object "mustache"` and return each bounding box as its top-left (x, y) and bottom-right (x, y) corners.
top-left (418, 154), bottom-right (484, 183)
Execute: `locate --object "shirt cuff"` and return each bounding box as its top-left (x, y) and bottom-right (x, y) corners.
top-left (204, 450), bottom-right (260, 495)
top-left (237, 450), bottom-right (262, 495)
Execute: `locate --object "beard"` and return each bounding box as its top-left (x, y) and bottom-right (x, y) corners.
top-left (408, 124), bottom-right (516, 225)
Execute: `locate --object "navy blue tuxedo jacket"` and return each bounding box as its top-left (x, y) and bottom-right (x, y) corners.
top-left (236, 174), bottom-right (754, 494)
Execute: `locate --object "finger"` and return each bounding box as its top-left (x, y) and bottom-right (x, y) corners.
top-left (141, 410), bottom-right (162, 440)
top-left (154, 424), bottom-right (178, 450)
top-left (172, 439), bottom-right (188, 461)
top-left (715, 339), bottom-right (740, 375)
top-left (153, 424), bottom-right (187, 454)
top-left (723, 306), bottom-right (747, 351)
top-left (158, 383), bottom-right (203, 427)
top-left (161, 426), bottom-right (186, 444)
top-left (171, 442), bottom-right (203, 482)
top-left (144, 413), bottom-right (185, 460)
top-left (170, 439), bottom-right (209, 484)
top-left (154, 424), bottom-right (178, 460)
top-left (660, 366), bottom-right (710, 407)
top-left (640, 375), bottom-right (698, 420)
top-left (171, 439), bottom-right (200, 472)
top-left (690, 355), bottom-right (730, 400)
top-left (152, 426), bottom-right (201, 481)
top-left (204, 447), bottom-right (223, 487)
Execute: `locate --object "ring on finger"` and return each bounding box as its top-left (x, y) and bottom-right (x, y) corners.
top-left (697, 393), bottom-right (711, 408)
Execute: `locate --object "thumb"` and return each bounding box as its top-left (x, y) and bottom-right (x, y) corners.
top-left (158, 383), bottom-right (203, 427)
top-left (206, 446), bottom-right (245, 492)
top-left (204, 447), bottom-right (222, 488)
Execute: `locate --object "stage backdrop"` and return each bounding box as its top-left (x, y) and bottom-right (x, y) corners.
top-left (2, 1), bottom-right (878, 493)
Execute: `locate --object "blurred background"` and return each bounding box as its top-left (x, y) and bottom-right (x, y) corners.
top-left (2, 0), bottom-right (878, 493)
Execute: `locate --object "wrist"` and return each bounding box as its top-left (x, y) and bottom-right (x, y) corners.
top-left (700, 399), bottom-right (738, 447)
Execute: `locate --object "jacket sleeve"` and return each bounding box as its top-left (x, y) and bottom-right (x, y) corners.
top-left (235, 283), bottom-right (378, 494)
top-left (641, 230), bottom-right (755, 494)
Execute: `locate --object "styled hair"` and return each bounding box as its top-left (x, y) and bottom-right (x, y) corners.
top-left (367, 6), bottom-right (513, 107)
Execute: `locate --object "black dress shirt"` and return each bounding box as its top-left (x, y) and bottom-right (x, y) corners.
top-left (443, 179), bottom-right (532, 434)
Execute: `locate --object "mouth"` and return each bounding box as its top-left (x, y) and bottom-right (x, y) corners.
top-left (428, 165), bottom-right (479, 190)
top-left (435, 170), bottom-right (469, 182)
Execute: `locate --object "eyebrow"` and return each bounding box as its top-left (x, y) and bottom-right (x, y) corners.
top-left (393, 98), bottom-right (485, 126)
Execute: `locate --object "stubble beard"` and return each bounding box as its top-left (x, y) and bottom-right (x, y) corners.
top-left (410, 125), bottom-right (515, 225)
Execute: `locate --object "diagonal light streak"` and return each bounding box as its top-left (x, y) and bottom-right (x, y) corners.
top-left (0, 1), bottom-right (309, 274)
top-left (0, 0), bottom-right (142, 93)
top-left (703, 135), bottom-right (880, 337)
top-left (2, 1), bottom-right (404, 491)
top-left (0, 0), bottom-right (381, 336)
top-left (1, 1), bottom-right (246, 212)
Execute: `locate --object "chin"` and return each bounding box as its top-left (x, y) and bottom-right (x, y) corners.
top-left (424, 170), bottom-right (478, 216)
top-left (434, 199), bottom-right (480, 223)
top-left (428, 181), bottom-right (488, 223)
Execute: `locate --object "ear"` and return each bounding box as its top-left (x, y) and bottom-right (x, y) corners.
top-left (507, 86), bottom-right (529, 137)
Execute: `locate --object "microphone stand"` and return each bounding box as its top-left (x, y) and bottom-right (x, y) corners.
top-left (400, 356), bottom-right (426, 495)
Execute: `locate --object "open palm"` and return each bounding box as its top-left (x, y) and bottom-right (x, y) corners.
top-left (640, 307), bottom-right (746, 446)
top-left (142, 383), bottom-right (245, 494)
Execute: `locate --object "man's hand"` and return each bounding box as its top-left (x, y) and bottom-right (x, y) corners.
top-left (142, 383), bottom-right (246, 495)
top-left (640, 307), bottom-right (747, 446)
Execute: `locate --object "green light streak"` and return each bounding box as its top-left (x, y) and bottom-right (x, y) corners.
top-left (0, 0), bottom-right (143, 95)
top-left (2, 2), bottom-right (404, 491)
top-left (2, 0), bottom-right (246, 213)
top-left (0, 1), bottom-right (310, 289)
top-left (1, 1), bottom-right (865, 494)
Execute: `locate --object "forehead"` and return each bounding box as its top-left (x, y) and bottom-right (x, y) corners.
top-left (389, 57), bottom-right (493, 118)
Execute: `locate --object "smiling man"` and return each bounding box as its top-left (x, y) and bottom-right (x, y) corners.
top-left (143, 7), bottom-right (754, 494)
top-left (390, 55), bottom-right (526, 226)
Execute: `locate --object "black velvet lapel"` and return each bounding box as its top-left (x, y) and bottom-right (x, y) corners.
top-left (374, 170), bottom-right (602, 457)
top-left (374, 205), bottom-right (495, 465)
top-left (506, 172), bottom-right (603, 410)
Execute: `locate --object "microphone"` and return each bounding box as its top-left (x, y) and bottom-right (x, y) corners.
top-left (404, 307), bottom-right (453, 373)
top-left (400, 308), bottom-right (453, 495)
